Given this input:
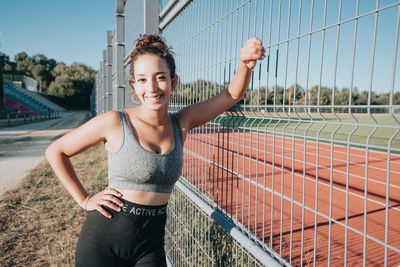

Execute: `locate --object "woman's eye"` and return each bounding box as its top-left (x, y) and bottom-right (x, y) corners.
top-left (157, 76), bottom-right (166, 80)
top-left (138, 79), bottom-right (146, 83)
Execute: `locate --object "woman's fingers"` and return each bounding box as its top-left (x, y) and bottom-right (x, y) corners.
top-left (101, 198), bottom-right (122, 212)
top-left (102, 194), bottom-right (124, 208)
top-left (86, 187), bottom-right (125, 218)
top-left (105, 187), bottom-right (122, 197)
top-left (246, 61), bottom-right (256, 69)
top-left (240, 37), bottom-right (265, 67)
top-left (96, 205), bottom-right (113, 219)
top-left (248, 37), bottom-right (262, 45)
top-left (241, 47), bottom-right (265, 60)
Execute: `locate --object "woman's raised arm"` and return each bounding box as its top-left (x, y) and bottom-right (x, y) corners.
top-left (176, 37), bottom-right (265, 133)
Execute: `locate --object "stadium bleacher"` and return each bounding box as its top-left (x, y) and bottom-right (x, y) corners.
top-left (3, 79), bottom-right (66, 113)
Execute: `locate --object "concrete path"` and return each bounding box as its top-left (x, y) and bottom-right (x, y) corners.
top-left (0, 111), bottom-right (90, 195)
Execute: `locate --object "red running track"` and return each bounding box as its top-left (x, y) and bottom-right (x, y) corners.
top-left (182, 126), bottom-right (400, 266)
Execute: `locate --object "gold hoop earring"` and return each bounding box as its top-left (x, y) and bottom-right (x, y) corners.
top-left (131, 91), bottom-right (140, 104)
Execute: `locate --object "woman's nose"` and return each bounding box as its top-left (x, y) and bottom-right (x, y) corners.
top-left (148, 79), bottom-right (158, 92)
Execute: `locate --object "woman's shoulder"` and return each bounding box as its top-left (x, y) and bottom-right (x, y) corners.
top-left (122, 107), bottom-right (139, 114)
top-left (95, 110), bottom-right (120, 121)
top-left (122, 107), bottom-right (144, 121)
top-left (86, 110), bottom-right (123, 132)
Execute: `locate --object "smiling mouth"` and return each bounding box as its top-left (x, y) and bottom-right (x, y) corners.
top-left (145, 95), bottom-right (162, 103)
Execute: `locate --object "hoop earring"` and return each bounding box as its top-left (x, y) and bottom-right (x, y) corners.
top-left (131, 91), bottom-right (140, 104)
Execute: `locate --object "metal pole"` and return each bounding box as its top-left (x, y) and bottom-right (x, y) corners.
top-left (114, 0), bottom-right (125, 110)
top-left (102, 50), bottom-right (107, 113)
top-left (96, 72), bottom-right (100, 115)
top-left (98, 62), bottom-right (103, 114)
top-left (106, 31), bottom-right (113, 111)
top-left (144, 0), bottom-right (159, 34)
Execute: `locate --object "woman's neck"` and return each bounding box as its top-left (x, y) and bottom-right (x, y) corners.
top-left (134, 105), bottom-right (170, 127)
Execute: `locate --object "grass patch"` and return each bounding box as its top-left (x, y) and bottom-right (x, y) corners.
top-left (166, 187), bottom-right (265, 266)
top-left (0, 143), bottom-right (108, 266)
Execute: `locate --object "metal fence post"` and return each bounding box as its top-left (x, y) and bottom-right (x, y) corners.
top-left (114, 0), bottom-right (125, 111)
top-left (98, 62), bottom-right (102, 114)
top-left (106, 31), bottom-right (113, 111)
top-left (102, 50), bottom-right (107, 113)
top-left (98, 70), bottom-right (102, 114)
top-left (144, 0), bottom-right (159, 34)
top-left (100, 60), bottom-right (105, 114)
top-left (95, 73), bottom-right (100, 115)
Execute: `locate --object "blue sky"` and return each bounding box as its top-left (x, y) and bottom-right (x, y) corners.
top-left (0, 0), bottom-right (115, 69)
top-left (0, 0), bottom-right (399, 94)
top-left (164, 0), bottom-right (400, 94)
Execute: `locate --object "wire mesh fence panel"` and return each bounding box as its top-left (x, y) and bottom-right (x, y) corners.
top-left (160, 0), bottom-right (400, 266)
top-left (166, 185), bottom-right (265, 266)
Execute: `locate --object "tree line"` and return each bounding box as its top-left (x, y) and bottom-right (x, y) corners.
top-left (2, 51), bottom-right (396, 112)
top-left (173, 80), bottom-right (400, 112)
top-left (244, 84), bottom-right (400, 107)
top-left (0, 52), bottom-right (96, 109)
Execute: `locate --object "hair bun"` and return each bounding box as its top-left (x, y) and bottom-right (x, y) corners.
top-left (134, 34), bottom-right (170, 53)
top-left (129, 34), bottom-right (176, 79)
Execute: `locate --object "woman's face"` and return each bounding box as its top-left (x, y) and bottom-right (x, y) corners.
top-left (131, 54), bottom-right (176, 111)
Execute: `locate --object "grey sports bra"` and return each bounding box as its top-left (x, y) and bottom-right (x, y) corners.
top-left (108, 110), bottom-right (183, 193)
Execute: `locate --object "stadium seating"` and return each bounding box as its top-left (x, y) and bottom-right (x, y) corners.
top-left (3, 79), bottom-right (66, 113)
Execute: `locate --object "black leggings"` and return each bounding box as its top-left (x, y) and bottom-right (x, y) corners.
top-left (75, 199), bottom-right (168, 267)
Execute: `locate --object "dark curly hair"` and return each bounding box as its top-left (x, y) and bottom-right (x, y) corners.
top-left (129, 34), bottom-right (176, 80)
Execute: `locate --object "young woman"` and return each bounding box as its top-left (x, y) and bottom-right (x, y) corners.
top-left (46, 34), bottom-right (265, 267)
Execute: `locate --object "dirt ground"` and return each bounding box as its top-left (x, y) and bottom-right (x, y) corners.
top-left (0, 111), bottom-right (90, 195)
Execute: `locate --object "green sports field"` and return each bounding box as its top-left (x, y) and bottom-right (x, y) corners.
top-left (215, 112), bottom-right (400, 151)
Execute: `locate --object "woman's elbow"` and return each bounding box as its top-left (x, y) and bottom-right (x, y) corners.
top-left (45, 144), bottom-right (55, 160)
top-left (225, 89), bottom-right (244, 103)
top-left (45, 143), bottom-right (62, 161)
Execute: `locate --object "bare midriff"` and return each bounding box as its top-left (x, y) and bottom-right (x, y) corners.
top-left (119, 189), bottom-right (171, 206)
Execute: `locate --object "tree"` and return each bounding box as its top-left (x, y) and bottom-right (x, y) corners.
top-left (48, 75), bottom-right (75, 97)
top-left (335, 88), bottom-right (349, 105)
top-left (14, 52), bottom-right (28, 63)
top-left (376, 93), bottom-right (389, 105)
top-left (1, 50), bottom-right (97, 109)
top-left (47, 63), bottom-right (96, 108)
top-left (394, 92), bottom-right (400, 105)
top-left (4, 62), bottom-right (16, 72)
top-left (32, 64), bottom-right (52, 93)
top-left (16, 56), bottom-right (34, 76)
top-left (2, 55), bottom-right (16, 75)
top-left (308, 85), bottom-right (332, 105)
top-left (354, 90), bottom-right (368, 105)
top-left (33, 54), bottom-right (48, 65)
top-left (47, 58), bottom-right (57, 71)
top-left (52, 62), bottom-right (67, 77)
